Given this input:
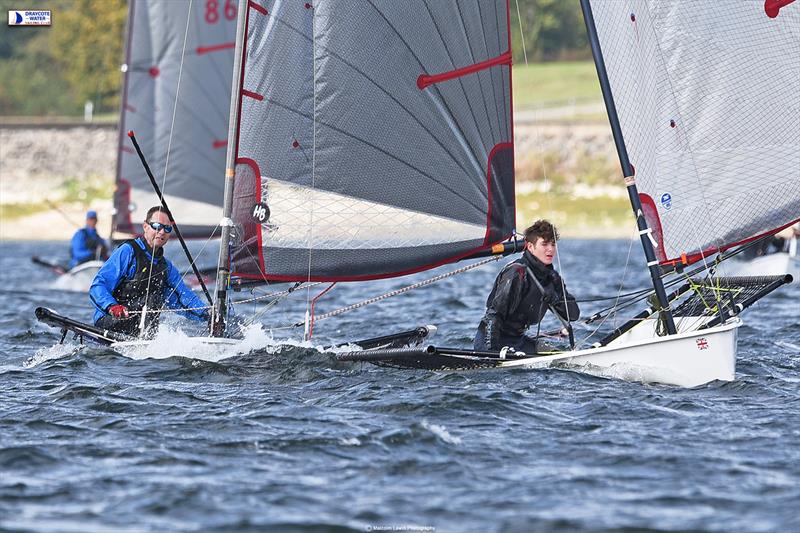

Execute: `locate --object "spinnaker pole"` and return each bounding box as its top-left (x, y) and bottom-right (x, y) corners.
top-left (211, 0), bottom-right (248, 337)
top-left (579, 0), bottom-right (677, 335)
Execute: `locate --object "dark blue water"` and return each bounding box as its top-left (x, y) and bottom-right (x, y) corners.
top-left (2, 240), bottom-right (798, 532)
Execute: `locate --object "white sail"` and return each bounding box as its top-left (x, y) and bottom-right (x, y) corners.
top-left (586, 0), bottom-right (800, 265)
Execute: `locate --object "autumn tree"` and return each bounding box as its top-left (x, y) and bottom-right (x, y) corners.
top-left (51, 0), bottom-right (126, 112)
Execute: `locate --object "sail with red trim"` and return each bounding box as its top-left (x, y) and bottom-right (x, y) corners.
top-left (114, 0), bottom-right (236, 238)
top-left (228, 0), bottom-right (515, 281)
top-left (585, 0), bottom-right (800, 265)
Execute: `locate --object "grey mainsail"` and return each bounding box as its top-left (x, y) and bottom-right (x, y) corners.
top-left (114, 0), bottom-right (237, 237)
top-left (225, 0), bottom-right (515, 281)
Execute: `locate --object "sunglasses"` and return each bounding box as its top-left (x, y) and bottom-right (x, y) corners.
top-left (147, 221), bottom-right (173, 234)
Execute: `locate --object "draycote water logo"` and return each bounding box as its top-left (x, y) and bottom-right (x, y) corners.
top-left (7, 10), bottom-right (51, 26)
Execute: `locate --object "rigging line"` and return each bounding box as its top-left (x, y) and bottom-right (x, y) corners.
top-left (305, 3), bottom-right (318, 321)
top-left (138, 0), bottom-right (195, 338)
top-left (575, 227), bottom-right (639, 347)
top-left (294, 255), bottom-right (503, 326)
top-left (161, 223), bottom-right (221, 306)
top-left (514, 0), bottom-right (529, 66)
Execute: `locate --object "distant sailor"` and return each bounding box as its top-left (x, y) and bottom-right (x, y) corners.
top-left (68, 210), bottom-right (109, 269)
top-left (89, 206), bottom-right (209, 337)
top-left (474, 220), bottom-right (580, 354)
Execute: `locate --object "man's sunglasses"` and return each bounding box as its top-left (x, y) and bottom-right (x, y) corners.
top-left (147, 221), bottom-right (173, 234)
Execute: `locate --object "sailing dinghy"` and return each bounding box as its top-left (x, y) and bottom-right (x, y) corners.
top-left (38, 0), bottom-right (797, 388)
top-left (339, 0), bottom-right (798, 386)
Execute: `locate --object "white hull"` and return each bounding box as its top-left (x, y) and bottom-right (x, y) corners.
top-left (51, 260), bottom-right (104, 292)
top-left (722, 252), bottom-right (799, 278)
top-left (498, 317), bottom-right (741, 388)
top-left (112, 336), bottom-right (241, 350)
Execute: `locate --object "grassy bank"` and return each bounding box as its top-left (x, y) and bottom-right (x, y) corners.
top-left (512, 61), bottom-right (602, 109)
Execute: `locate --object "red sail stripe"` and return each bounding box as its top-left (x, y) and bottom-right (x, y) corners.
top-left (417, 51), bottom-right (512, 90)
top-left (249, 1), bottom-right (269, 15)
top-left (196, 42), bottom-right (235, 55)
top-left (765, 0), bottom-right (795, 18)
top-left (242, 89), bottom-right (264, 101)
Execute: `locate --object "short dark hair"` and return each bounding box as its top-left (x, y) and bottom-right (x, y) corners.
top-left (524, 219), bottom-right (558, 244)
top-left (145, 206), bottom-right (170, 223)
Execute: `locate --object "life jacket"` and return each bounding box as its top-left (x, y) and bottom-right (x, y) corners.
top-left (484, 253), bottom-right (554, 336)
top-left (71, 228), bottom-right (103, 263)
top-left (112, 240), bottom-right (169, 325)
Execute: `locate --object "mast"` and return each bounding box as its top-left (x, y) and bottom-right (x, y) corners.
top-left (579, 0), bottom-right (677, 335)
top-left (211, 0), bottom-right (248, 337)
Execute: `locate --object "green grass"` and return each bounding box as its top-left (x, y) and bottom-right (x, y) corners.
top-left (516, 192), bottom-right (632, 238)
top-left (512, 61), bottom-right (602, 110)
top-left (0, 203), bottom-right (48, 220)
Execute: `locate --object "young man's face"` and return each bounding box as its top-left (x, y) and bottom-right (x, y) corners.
top-left (527, 237), bottom-right (556, 265)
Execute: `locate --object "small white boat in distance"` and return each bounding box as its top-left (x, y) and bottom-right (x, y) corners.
top-left (51, 260), bottom-right (104, 292)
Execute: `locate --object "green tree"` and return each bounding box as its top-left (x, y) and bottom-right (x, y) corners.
top-left (511, 0), bottom-right (589, 62)
top-left (51, 0), bottom-right (126, 112)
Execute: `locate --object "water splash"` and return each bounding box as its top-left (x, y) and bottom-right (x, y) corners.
top-left (23, 341), bottom-right (82, 368)
top-left (421, 420), bottom-right (461, 445)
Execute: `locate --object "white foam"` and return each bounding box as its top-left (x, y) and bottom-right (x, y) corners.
top-left (24, 342), bottom-right (82, 368)
top-left (421, 420), bottom-right (461, 445)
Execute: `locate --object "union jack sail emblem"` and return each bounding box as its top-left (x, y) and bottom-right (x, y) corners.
top-left (696, 338), bottom-right (709, 350)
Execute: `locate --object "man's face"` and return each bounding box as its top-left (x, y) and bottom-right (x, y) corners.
top-left (143, 210), bottom-right (172, 249)
top-left (528, 237), bottom-right (556, 265)
top-left (86, 217), bottom-right (97, 229)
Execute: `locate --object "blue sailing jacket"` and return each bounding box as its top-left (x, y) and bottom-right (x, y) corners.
top-left (89, 237), bottom-right (207, 325)
top-left (69, 227), bottom-right (107, 269)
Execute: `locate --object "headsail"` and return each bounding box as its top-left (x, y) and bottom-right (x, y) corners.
top-left (114, 0), bottom-right (236, 238)
top-left (584, 0), bottom-right (800, 266)
top-left (228, 0), bottom-right (515, 281)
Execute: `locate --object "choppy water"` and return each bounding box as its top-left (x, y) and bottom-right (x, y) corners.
top-left (2, 239), bottom-right (799, 532)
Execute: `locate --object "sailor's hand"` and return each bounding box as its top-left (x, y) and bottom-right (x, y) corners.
top-left (542, 287), bottom-right (559, 305)
top-left (108, 304), bottom-right (129, 318)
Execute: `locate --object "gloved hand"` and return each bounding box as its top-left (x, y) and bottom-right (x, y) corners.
top-left (108, 304), bottom-right (129, 318)
top-left (542, 286), bottom-right (559, 305)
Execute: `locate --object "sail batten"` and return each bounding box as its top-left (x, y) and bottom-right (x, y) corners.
top-left (229, 0), bottom-right (515, 282)
top-left (585, 0), bottom-right (800, 265)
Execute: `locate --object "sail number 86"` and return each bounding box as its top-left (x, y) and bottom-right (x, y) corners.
top-left (205, 0), bottom-right (236, 24)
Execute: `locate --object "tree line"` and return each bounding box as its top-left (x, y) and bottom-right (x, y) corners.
top-left (0, 0), bottom-right (589, 117)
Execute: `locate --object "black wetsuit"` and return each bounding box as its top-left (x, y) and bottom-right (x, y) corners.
top-left (474, 250), bottom-right (580, 354)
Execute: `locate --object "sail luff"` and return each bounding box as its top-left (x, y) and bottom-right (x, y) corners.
top-left (211, 0), bottom-right (250, 337)
top-left (580, 0), bottom-right (677, 335)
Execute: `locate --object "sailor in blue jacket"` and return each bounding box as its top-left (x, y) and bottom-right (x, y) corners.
top-left (89, 206), bottom-right (209, 337)
top-left (68, 210), bottom-right (109, 269)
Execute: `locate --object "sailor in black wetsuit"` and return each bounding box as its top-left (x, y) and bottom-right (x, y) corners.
top-left (474, 220), bottom-right (580, 354)
top-left (89, 206), bottom-right (208, 337)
